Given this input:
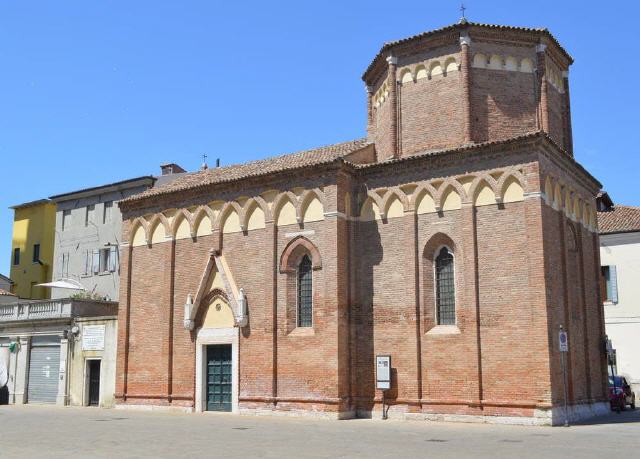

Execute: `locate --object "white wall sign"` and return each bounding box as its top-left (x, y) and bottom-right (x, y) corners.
top-left (376, 355), bottom-right (391, 390)
top-left (82, 325), bottom-right (106, 351)
top-left (559, 330), bottom-right (569, 352)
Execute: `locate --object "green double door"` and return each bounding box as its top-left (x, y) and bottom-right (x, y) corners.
top-left (206, 345), bottom-right (232, 412)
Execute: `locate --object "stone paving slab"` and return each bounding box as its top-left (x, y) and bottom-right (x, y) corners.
top-left (0, 405), bottom-right (638, 458)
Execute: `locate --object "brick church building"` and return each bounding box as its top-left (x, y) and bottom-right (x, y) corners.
top-left (115, 20), bottom-right (608, 425)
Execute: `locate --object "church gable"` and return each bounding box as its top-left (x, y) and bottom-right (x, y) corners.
top-left (183, 249), bottom-right (247, 331)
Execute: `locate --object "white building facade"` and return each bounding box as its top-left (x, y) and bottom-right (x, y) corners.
top-left (598, 201), bottom-right (640, 394)
top-left (0, 298), bottom-right (117, 407)
top-left (49, 165), bottom-right (186, 302)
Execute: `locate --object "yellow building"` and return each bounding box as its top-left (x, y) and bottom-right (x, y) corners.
top-left (9, 199), bottom-right (56, 299)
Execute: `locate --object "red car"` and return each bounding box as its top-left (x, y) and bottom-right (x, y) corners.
top-left (609, 376), bottom-right (636, 411)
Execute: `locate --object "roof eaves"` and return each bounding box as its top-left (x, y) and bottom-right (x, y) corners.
top-left (120, 139), bottom-right (372, 206)
top-left (121, 157), bottom-right (348, 208)
top-left (49, 176), bottom-right (156, 201)
top-left (351, 131), bottom-right (546, 171)
top-left (599, 228), bottom-right (640, 236)
top-left (9, 198), bottom-right (52, 210)
top-left (362, 21), bottom-right (573, 82)
top-left (349, 131), bottom-right (601, 191)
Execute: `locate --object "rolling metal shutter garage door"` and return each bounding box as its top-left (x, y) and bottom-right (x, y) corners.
top-left (28, 344), bottom-right (60, 404)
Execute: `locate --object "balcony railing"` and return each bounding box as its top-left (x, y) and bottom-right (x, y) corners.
top-left (0, 298), bottom-right (117, 324)
top-left (0, 299), bottom-right (73, 323)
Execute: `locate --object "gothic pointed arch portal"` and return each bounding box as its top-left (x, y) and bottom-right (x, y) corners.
top-left (183, 249), bottom-right (248, 332)
top-left (187, 252), bottom-right (243, 414)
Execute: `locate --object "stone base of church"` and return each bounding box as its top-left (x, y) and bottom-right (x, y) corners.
top-left (238, 399), bottom-right (356, 420)
top-left (115, 403), bottom-right (193, 414)
top-left (544, 401), bottom-right (610, 426)
top-left (359, 401), bottom-right (610, 426)
top-left (239, 407), bottom-right (356, 420)
top-left (114, 399), bottom-right (610, 426)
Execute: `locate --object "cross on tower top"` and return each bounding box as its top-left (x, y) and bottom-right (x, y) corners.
top-left (460, 3), bottom-right (466, 18)
top-left (201, 153), bottom-right (208, 170)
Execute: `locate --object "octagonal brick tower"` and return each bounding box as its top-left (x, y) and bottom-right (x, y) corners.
top-left (363, 20), bottom-right (574, 161)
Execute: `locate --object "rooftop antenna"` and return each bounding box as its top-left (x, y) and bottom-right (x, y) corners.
top-left (201, 153), bottom-right (208, 170)
top-left (459, 3), bottom-right (468, 23)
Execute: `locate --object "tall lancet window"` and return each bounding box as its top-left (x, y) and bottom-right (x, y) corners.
top-left (435, 247), bottom-right (455, 325)
top-left (297, 255), bottom-right (313, 327)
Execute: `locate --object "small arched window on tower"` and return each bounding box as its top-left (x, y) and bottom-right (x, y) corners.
top-left (435, 247), bottom-right (455, 325)
top-left (297, 255), bottom-right (313, 327)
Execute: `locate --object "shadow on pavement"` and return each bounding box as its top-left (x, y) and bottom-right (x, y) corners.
top-left (573, 408), bottom-right (640, 426)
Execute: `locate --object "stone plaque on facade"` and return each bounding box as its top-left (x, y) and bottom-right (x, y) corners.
top-left (82, 325), bottom-right (105, 351)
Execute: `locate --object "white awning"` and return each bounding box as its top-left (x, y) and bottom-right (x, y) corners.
top-left (36, 279), bottom-right (86, 290)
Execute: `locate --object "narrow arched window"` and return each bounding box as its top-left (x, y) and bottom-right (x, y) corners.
top-left (435, 247), bottom-right (455, 325)
top-left (297, 255), bottom-right (313, 327)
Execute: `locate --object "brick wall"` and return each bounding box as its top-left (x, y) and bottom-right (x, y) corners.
top-left (547, 85), bottom-right (566, 149)
top-left (399, 70), bottom-right (463, 154)
top-left (115, 145), bottom-right (604, 421)
top-left (470, 68), bottom-right (538, 143)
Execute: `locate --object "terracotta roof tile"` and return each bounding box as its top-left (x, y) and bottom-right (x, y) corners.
top-left (0, 288), bottom-right (15, 296)
top-left (350, 131), bottom-right (600, 190)
top-left (598, 205), bottom-right (640, 234)
top-left (123, 138), bottom-right (371, 203)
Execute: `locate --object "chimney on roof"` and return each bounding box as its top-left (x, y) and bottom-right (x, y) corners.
top-left (596, 191), bottom-right (614, 212)
top-left (160, 163), bottom-right (187, 176)
top-left (216, 158), bottom-right (220, 168)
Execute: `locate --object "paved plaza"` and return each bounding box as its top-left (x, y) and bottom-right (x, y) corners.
top-left (0, 405), bottom-right (638, 458)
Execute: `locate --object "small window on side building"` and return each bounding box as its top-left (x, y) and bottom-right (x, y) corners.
top-left (601, 265), bottom-right (618, 304)
top-left (13, 248), bottom-right (20, 266)
top-left (103, 201), bottom-right (113, 224)
top-left (85, 204), bottom-right (95, 227)
top-left (32, 244), bottom-right (40, 263)
top-left (62, 209), bottom-right (71, 231)
top-left (94, 247), bottom-right (118, 274)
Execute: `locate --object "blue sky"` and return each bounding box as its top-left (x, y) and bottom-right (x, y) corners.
top-left (1, 1), bottom-right (639, 275)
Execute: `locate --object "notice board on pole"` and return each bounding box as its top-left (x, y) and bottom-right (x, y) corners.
top-left (376, 355), bottom-right (391, 390)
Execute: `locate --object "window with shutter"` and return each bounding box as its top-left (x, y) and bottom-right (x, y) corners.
top-left (92, 249), bottom-right (100, 274)
top-left (103, 201), bottom-right (113, 224)
top-left (61, 253), bottom-right (69, 278)
top-left (62, 209), bottom-right (72, 231)
top-left (32, 244), bottom-right (40, 263)
top-left (108, 247), bottom-right (117, 272)
top-left (85, 205), bottom-right (95, 227)
top-left (609, 266), bottom-right (618, 303)
top-left (602, 265), bottom-right (619, 304)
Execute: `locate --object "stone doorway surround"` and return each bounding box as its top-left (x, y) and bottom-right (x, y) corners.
top-left (195, 327), bottom-right (239, 413)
